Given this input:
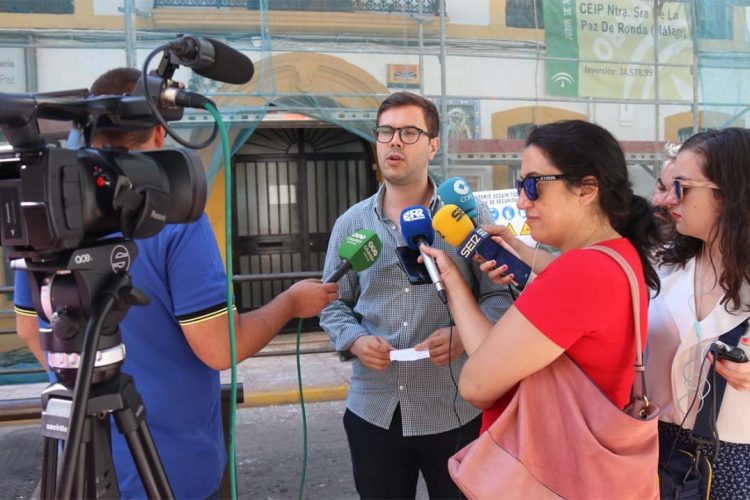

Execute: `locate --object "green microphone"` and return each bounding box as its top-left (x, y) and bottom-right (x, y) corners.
top-left (325, 229), bottom-right (382, 283)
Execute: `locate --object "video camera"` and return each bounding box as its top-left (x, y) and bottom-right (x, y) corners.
top-left (0, 80), bottom-right (204, 261)
top-left (0, 34), bottom-right (254, 260)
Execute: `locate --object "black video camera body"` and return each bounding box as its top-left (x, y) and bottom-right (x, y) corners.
top-left (0, 145), bottom-right (206, 261)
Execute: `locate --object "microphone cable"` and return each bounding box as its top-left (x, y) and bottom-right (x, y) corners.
top-left (664, 350), bottom-right (712, 472)
top-left (444, 305), bottom-right (463, 454)
top-left (142, 44), bottom-right (219, 150)
top-left (295, 317), bottom-right (309, 500)
top-left (205, 102), bottom-right (239, 500)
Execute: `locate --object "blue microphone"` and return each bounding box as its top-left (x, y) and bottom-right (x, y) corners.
top-left (400, 206), bottom-right (447, 304)
top-left (437, 177), bottom-right (478, 220)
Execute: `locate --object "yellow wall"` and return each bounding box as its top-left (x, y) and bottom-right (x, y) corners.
top-left (664, 111), bottom-right (736, 141)
top-left (490, 106), bottom-right (587, 188)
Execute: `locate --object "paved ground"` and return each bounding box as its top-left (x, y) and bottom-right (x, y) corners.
top-left (0, 334), bottom-right (430, 499)
top-left (0, 400), bottom-right (430, 499)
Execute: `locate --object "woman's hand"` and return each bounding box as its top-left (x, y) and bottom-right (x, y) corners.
top-left (419, 245), bottom-right (463, 286)
top-left (481, 224), bottom-right (519, 247)
top-left (711, 352), bottom-right (750, 391)
top-left (478, 259), bottom-right (516, 286)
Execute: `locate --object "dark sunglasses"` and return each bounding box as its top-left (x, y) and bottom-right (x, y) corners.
top-left (672, 178), bottom-right (720, 201)
top-left (515, 174), bottom-right (577, 201)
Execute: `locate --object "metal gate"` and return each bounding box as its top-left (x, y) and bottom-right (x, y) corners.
top-left (232, 127), bottom-right (376, 324)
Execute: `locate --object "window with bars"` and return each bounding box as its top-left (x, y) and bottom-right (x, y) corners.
top-left (0, 0), bottom-right (73, 14)
top-left (505, 0), bottom-right (544, 29)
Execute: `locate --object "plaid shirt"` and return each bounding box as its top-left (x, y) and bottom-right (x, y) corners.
top-left (320, 179), bottom-right (513, 436)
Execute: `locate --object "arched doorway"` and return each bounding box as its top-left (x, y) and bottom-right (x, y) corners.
top-left (232, 126), bottom-right (376, 328)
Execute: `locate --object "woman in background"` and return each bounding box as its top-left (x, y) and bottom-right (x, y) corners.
top-left (651, 142), bottom-right (680, 234)
top-left (645, 128), bottom-right (750, 498)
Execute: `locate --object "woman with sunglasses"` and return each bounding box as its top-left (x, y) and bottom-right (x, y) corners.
top-left (645, 128), bottom-right (750, 498)
top-left (421, 120), bottom-right (660, 443)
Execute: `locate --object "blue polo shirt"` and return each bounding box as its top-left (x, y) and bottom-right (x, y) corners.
top-left (15, 214), bottom-right (228, 499)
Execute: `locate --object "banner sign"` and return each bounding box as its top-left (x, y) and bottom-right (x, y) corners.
top-left (475, 189), bottom-right (536, 246)
top-left (544, 0), bottom-right (693, 100)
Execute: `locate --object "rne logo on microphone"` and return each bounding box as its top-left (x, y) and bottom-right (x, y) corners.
top-left (402, 208), bottom-right (426, 222)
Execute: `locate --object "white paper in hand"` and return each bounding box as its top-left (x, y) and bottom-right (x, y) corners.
top-left (389, 348), bottom-right (430, 362)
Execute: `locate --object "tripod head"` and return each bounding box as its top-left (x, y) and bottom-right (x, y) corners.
top-left (18, 238), bottom-right (148, 387)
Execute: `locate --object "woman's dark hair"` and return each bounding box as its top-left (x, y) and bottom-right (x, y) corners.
top-left (376, 92), bottom-right (440, 139)
top-left (526, 120), bottom-right (661, 292)
top-left (658, 127), bottom-right (750, 312)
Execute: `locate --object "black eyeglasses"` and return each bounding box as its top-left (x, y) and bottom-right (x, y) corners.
top-left (373, 126), bottom-right (433, 144)
top-left (515, 174), bottom-right (577, 201)
top-left (672, 178), bottom-right (720, 201)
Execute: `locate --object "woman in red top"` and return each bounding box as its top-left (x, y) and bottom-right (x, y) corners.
top-left (423, 120), bottom-right (661, 432)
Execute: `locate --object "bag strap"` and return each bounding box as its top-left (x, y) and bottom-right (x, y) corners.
top-left (586, 245), bottom-right (648, 406)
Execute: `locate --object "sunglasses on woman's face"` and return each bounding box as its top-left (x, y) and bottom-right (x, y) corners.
top-left (672, 178), bottom-right (720, 201)
top-left (515, 174), bottom-right (577, 201)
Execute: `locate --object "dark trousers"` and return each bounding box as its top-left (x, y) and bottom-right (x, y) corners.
top-left (343, 405), bottom-right (481, 500)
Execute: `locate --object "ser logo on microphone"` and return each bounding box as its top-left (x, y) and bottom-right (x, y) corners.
top-left (402, 208), bottom-right (426, 222)
top-left (459, 233), bottom-right (482, 259)
top-left (450, 207), bottom-right (466, 222)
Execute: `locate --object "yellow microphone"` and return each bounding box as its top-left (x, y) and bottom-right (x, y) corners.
top-left (432, 204), bottom-right (532, 287)
top-left (432, 204), bottom-right (475, 246)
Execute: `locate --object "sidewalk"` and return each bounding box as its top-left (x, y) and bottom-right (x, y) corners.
top-left (0, 332), bottom-right (352, 414)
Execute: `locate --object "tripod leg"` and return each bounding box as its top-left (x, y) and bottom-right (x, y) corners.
top-left (135, 423), bottom-right (174, 499)
top-left (114, 375), bottom-right (175, 499)
top-left (119, 423), bottom-right (174, 500)
top-left (75, 440), bottom-right (86, 500)
top-left (41, 437), bottom-right (59, 500)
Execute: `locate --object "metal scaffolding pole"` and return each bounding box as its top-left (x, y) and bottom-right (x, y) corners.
top-left (123, 0), bottom-right (137, 68)
top-left (439, 0), bottom-right (448, 178)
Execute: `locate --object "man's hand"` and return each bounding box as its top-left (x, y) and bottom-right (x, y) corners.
top-left (350, 336), bottom-right (393, 370)
top-left (286, 279), bottom-right (338, 318)
top-left (414, 326), bottom-right (464, 367)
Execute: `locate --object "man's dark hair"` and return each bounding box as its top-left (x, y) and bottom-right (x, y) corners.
top-left (376, 92), bottom-right (440, 139)
top-left (91, 67), bottom-right (154, 149)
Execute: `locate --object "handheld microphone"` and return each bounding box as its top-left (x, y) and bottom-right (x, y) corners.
top-left (437, 177), bottom-right (478, 220)
top-left (167, 35), bottom-right (255, 85)
top-left (325, 229), bottom-right (382, 283)
top-left (432, 204), bottom-right (532, 288)
top-left (400, 206), bottom-right (448, 303)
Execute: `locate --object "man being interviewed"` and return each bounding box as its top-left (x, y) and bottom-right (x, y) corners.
top-left (319, 92), bottom-right (513, 499)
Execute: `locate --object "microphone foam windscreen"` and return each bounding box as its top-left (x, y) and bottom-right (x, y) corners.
top-left (432, 205), bottom-right (475, 247)
top-left (195, 38), bottom-right (255, 85)
top-left (437, 177), bottom-right (478, 218)
top-left (400, 206), bottom-right (434, 249)
top-left (339, 229), bottom-right (382, 272)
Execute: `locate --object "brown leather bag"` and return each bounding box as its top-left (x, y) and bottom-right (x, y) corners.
top-left (447, 246), bottom-right (661, 499)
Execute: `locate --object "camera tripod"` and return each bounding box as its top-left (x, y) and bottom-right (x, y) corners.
top-left (23, 240), bottom-right (175, 499)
